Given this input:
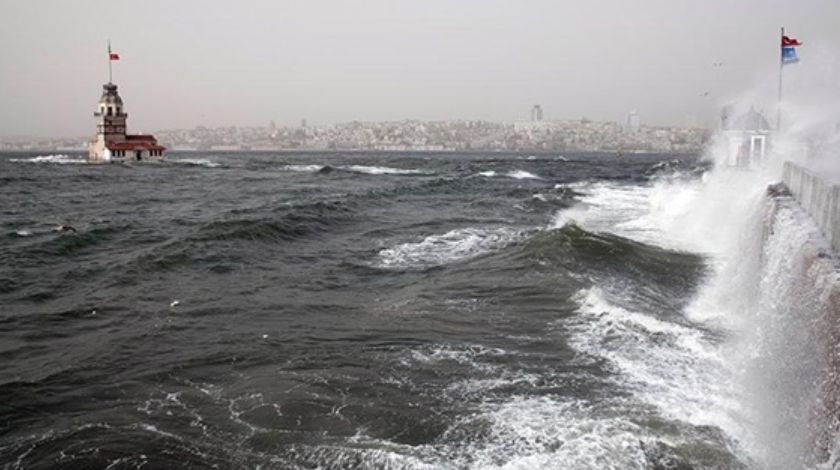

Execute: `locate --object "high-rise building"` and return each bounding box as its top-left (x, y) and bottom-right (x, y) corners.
top-left (531, 105), bottom-right (543, 122)
top-left (625, 110), bottom-right (640, 132)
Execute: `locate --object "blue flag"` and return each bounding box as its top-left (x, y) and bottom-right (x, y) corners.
top-left (782, 46), bottom-right (799, 65)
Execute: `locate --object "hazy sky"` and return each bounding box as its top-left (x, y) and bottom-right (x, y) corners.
top-left (1, 0), bottom-right (838, 137)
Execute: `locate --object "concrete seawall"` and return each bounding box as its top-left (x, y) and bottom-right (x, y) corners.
top-left (762, 171), bottom-right (840, 463)
top-left (782, 161), bottom-right (840, 253)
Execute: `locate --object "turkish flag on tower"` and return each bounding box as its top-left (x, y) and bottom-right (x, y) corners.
top-left (782, 35), bottom-right (802, 47)
top-left (108, 41), bottom-right (120, 60)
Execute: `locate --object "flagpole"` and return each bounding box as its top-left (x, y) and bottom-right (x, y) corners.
top-left (777, 27), bottom-right (784, 131)
top-left (108, 40), bottom-right (113, 83)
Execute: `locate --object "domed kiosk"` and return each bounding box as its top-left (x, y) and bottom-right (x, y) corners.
top-left (721, 106), bottom-right (772, 169)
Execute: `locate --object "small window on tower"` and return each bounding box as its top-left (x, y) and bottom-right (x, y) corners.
top-left (107, 107), bottom-right (113, 116)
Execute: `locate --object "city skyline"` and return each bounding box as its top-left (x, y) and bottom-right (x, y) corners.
top-left (1, 1), bottom-right (838, 138)
top-left (0, 116), bottom-right (709, 154)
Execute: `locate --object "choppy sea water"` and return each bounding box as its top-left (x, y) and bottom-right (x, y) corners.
top-left (0, 151), bottom-right (767, 469)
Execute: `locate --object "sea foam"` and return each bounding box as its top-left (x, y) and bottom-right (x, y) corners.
top-left (376, 227), bottom-right (523, 270)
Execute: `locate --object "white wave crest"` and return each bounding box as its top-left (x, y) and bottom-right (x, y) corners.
top-left (550, 179), bottom-right (707, 250)
top-left (506, 170), bottom-right (541, 180)
top-left (10, 154), bottom-right (86, 164)
top-left (341, 165), bottom-right (429, 175)
top-left (376, 227), bottom-right (523, 269)
top-left (477, 169), bottom-right (541, 179)
top-left (171, 158), bottom-right (220, 168)
top-left (280, 164), bottom-right (326, 172)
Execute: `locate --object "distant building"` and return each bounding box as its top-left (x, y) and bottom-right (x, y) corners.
top-left (531, 105), bottom-right (543, 122)
top-left (625, 110), bottom-right (640, 132)
top-left (88, 82), bottom-right (165, 162)
top-left (722, 106), bottom-right (771, 168)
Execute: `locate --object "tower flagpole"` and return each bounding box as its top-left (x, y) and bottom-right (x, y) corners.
top-left (108, 40), bottom-right (113, 83)
top-left (777, 27), bottom-right (784, 131)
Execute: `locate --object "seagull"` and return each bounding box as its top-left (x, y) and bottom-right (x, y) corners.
top-left (54, 224), bottom-right (77, 233)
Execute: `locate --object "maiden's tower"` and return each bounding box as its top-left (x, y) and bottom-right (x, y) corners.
top-left (88, 43), bottom-right (165, 162)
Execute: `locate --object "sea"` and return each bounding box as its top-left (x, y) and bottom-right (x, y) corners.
top-left (0, 150), bottom-right (836, 469)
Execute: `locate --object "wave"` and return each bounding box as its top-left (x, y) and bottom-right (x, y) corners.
top-left (551, 177), bottom-right (712, 251)
top-left (279, 164), bottom-right (327, 173)
top-left (477, 170), bottom-right (541, 179)
top-left (20, 224), bottom-right (131, 259)
top-left (646, 159), bottom-right (710, 181)
top-left (507, 170), bottom-right (541, 180)
top-left (439, 396), bottom-right (658, 468)
top-left (194, 200), bottom-right (353, 243)
top-left (568, 288), bottom-right (740, 433)
top-left (170, 158), bottom-right (221, 168)
top-left (277, 164), bottom-right (431, 176)
top-left (525, 224), bottom-right (702, 273)
top-left (371, 336), bottom-right (732, 468)
top-left (340, 165), bottom-right (430, 176)
top-left (196, 218), bottom-right (310, 242)
top-left (376, 227), bottom-right (525, 270)
top-left (9, 154), bottom-right (87, 164)
top-left (376, 342), bottom-right (656, 467)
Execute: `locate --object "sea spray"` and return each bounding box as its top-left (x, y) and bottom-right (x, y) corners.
top-left (734, 191), bottom-right (840, 468)
top-left (547, 121), bottom-right (840, 466)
